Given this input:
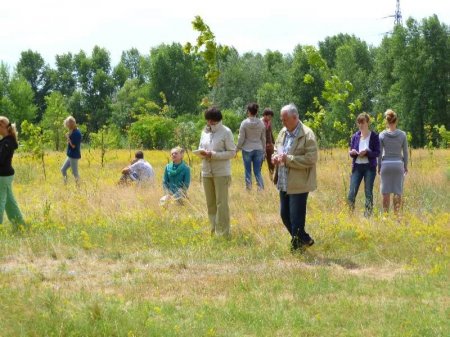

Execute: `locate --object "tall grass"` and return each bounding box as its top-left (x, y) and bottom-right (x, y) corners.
top-left (0, 148), bottom-right (448, 336)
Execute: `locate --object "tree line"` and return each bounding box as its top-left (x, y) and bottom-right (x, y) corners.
top-left (0, 15), bottom-right (448, 151)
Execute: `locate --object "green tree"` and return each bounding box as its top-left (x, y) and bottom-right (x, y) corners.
top-left (264, 50), bottom-right (290, 84)
top-left (16, 50), bottom-right (53, 120)
top-left (54, 53), bottom-right (76, 96)
top-left (7, 75), bottom-right (37, 128)
top-left (128, 115), bottom-right (175, 149)
top-left (73, 47), bottom-right (115, 130)
top-left (20, 120), bottom-right (49, 179)
top-left (184, 16), bottom-right (229, 89)
top-left (41, 91), bottom-right (68, 151)
top-left (113, 48), bottom-right (145, 88)
top-left (372, 16), bottom-right (449, 147)
top-left (0, 63), bottom-right (11, 115)
top-left (288, 45), bottom-right (326, 119)
top-left (89, 125), bottom-right (121, 167)
top-left (256, 82), bottom-right (289, 130)
top-left (214, 51), bottom-right (267, 110)
top-left (319, 34), bottom-right (372, 71)
top-left (110, 79), bottom-right (160, 130)
top-left (0, 64), bottom-right (37, 127)
top-left (146, 43), bottom-right (208, 115)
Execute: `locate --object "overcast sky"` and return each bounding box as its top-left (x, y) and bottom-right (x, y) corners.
top-left (1, 0), bottom-right (448, 68)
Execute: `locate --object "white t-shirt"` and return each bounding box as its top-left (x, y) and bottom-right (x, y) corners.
top-left (356, 132), bottom-right (370, 164)
top-left (129, 159), bottom-right (154, 181)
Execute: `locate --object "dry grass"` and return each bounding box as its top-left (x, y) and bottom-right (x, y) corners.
top-left (0, 148), bottom-right (448, 336)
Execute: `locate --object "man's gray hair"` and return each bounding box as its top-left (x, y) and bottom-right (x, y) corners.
top-left (280, 103), bottom-right (299, 117)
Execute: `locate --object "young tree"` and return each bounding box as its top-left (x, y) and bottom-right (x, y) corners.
top-left (89, 125), bottom-right (121, 167)
top-left (0, 64), bottom-right (37, 128)
top-left (184, 16), bottom-right (229, 89)
top-left (288, 45), bottom-right (325, 118)
top-left (20, 120), bottom-right (49, 180)
top-left (7, 75), bottom-right (37, 128)
top-left (41, 91), bottom-right (68, 151)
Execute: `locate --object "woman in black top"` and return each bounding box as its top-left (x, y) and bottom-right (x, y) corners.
top-left (0, 116), bottom-right (25, 231)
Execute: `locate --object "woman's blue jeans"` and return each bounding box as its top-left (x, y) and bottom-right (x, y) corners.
top-left (347, 164), bottom-right (376, 216)
top-left (61, 157), bottom-right (80, 183)
top-left (242, 150), bottom-right (264, 190)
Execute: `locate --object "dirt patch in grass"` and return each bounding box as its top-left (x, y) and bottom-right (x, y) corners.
top-left (1, 252), bottom-right (407, 302)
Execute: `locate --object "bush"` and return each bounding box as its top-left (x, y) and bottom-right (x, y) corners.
top-left (128, 115), bottom-right (175, 149)
top-left (222, 109), bottom-right (242, 133)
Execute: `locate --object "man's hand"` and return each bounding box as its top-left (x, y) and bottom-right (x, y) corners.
top-left (200, 150), bottom-right (212, 159)
top-left (272, 154), bottom-right (287, 165)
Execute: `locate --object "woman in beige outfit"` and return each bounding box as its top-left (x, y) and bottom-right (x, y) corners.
top-left (198, 107), bottom-right (236, 237)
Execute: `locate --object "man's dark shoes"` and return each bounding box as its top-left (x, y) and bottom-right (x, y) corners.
top-left (291, 236), bottom-right (314, 253)
top-left (302, 238), bottom-right (315, 247)
top-left (290, 236), bottom-right (300, 252)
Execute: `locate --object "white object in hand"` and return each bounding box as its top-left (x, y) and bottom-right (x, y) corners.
top-left (277, 145), bottom-right (285, 166)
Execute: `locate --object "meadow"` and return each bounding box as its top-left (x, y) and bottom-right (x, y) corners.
top-left (0, 148), bottom-right (448, 337)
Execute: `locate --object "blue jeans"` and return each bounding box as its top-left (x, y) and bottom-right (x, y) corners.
top-left (347, 164), bottom-right (376, 215)
top-left (61, 157), bottom-right (80, 183)
top-left (279, 191), bottom-right (311, 242)
top-left (242, 150), bottom-right (264, 190)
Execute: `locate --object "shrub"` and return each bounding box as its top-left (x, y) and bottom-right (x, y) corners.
top-left (128, 115), bottom-right (175, 149)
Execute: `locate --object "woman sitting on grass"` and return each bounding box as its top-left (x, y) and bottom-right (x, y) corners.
top-left (160, 147), bottom-right (191, 205)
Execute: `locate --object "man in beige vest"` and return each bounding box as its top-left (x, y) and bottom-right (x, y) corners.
top-left (272, 104), bottom-right (318, 251)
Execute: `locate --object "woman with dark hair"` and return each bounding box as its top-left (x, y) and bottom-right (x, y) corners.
top-left (198, 107), bottom-right (236, 237)
top-left (237, 103), bottom-right (266, 190)
top-left (261, 108), bottom-right (275, 179)
top-left (348, 112), bottom-right (380, 217)
top-left (0, 116), bottom-right (25, 231)
top-left (378, 109), bottom-right (409, 214)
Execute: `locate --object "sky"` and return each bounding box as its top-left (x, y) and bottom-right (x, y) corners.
top-left (1, 0), bottom-right (449, 68)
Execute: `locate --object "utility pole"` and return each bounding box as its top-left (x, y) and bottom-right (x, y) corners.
top-left (394, 0), bottom-right (402, 26)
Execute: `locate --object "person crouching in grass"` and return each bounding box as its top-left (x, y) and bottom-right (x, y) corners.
top-left (0, 116), bottom-right (26, 232)
top-left (120, 151), bottom-right (155, 185)
top-left (160, 147), bottom-right (191, 206)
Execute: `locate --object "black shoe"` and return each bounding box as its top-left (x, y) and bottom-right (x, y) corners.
top-left (302, 238), bottom-right (315, 247)
top-left (290, 236), bottom-right (303, 252)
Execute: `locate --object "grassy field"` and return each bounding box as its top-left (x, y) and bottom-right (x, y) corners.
top-left (0, 148), bottom-right (448, 336)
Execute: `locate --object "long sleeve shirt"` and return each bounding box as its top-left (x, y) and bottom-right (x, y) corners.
top-left (378, 129), bottom-right (409, 170)
top-left (0, 136), bottom-right (18, 176)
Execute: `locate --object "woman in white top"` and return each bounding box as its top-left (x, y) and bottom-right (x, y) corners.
top-left (198, 107), bottom-right (236, 238)
top-left (347, 112), bottom-right (380, 217)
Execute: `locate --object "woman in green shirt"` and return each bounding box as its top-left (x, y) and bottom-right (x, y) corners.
top-left (161, 147), bottom-right (191, 205)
